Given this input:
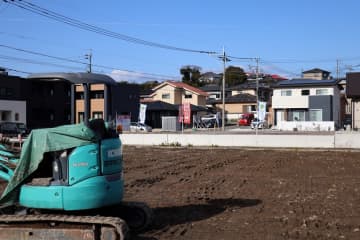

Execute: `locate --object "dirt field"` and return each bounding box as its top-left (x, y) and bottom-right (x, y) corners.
top-left (123, 146), bottom-right (360, 240)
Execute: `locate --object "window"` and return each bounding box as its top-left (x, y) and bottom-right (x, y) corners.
top-left (292, 111), bottom-right (305, 121)
top-left (162, 93), bottom-right (170, 99)
top-left (0, 87), bottom-right (13, 97)
top-left (1, 112), bottom-right (6, 121)
top-left (75, 92), bottom-right (84, 100)
top-left (309, 109), bottom-right (322, 121)
top-left (92, 111), bottom-right (103, 119)
top-left (184, 94), bottom-right (192, 99)
top-left (78, 112), bottom-right (84, 123)
top-left (15, 113), bottom-right (19, 121)
top-left (301, 89), bottom-right (310, 96)
top-left (281, 90), bottom-right (292, 96)
top-left (0, 88), bottom-right (5, 96)
top-left (90, 90), bottom-right (104, 99)
top-left (316, 89), bottom-right (328, 95)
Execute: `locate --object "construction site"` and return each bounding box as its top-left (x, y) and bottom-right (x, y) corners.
top-left (123, 146), bottom-right (360, 240)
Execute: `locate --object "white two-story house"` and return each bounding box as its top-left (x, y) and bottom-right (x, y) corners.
top-left (272, 79), bottom-right (342, 131)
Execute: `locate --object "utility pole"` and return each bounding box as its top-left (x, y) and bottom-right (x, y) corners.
top-left (255, 57), bottom-right (260, 135)
top-left (336, 59), bottom-right (340, 80)
top-left (85, 50), bottom-right (92, 73)
top-left (218, 47), bottom-right (231, 131)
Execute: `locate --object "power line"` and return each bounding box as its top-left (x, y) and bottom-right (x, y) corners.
top-left (0, 44), bottom-right (179, 80)
top-left (0, 54), bottom-right (85, 70)
top-left (1, 66), bottom-right (32, 74)
top-left (5, 0), bottom-right (217, 55)
top-left (261, 56), bottom-right (360, 64)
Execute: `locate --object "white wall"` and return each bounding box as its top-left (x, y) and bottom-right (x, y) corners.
top-left (120, 132), bottom-right (360, 149)
top-left (276, 121), bottom-right (335, 131)
top-left (272, 95), bottom-right (309, 108)
top-left (353, 101), bottom-right (360, 129)
top-left (0, 100), bottom-right (26, 123)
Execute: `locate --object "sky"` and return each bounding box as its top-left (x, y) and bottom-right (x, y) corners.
top-left (1, 0), bottom-right (360, 82)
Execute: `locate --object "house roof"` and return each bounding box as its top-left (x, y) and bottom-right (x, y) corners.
top-left (273, 78), bottom-right (342, 89)
top-left (207, 93), bottom-right (257, 104)
top-left (200, 84), bottom-right (223, 92)
top-left (153, 81), bottom-right (208, 96)
top-left (28, 72), bottom-right (117, 85)
top-left (229, 81), bottom-right (270, 90)
top-left (302, 68), bottom-right (330, 74)
top-left (142, 100), bottom-right (178, 111)
top-left (270, 74), bottom-right (288, 80)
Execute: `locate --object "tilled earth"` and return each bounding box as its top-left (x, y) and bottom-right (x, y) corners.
top-left (123, 146), bottom-right (360, 240)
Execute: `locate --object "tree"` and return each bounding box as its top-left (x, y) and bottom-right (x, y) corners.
top-left (225, 66), bottom-right (247, 87)
top-left (139, 80), bottom-right (159, 92)
top-left (180, 65), bottom-right (203, 87)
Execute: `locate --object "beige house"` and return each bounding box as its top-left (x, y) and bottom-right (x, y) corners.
top-left (151, 81), bottom-right (208, 106)
top-left (208, 93), bottom-right (257, 122)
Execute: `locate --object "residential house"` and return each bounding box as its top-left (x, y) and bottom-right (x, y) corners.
top-left (199, 72), bottom-right (222, 84)
top-left (0, 70), bottom-right (70, 129)
top-left (151, 81), bottom-right (208, 106)
top-left (142, 100), bottom-right (207, 128)
top-left (141, 81), bottom-right (209, 128)
top-left (230, 81), bottom-right (273, 103)
top-left (0, 71), bottom-right (28, 125)
top-left (207, 93), bottom-right (257, 122)
top-left (28, 73), bottom-right (140, 125)
top-left (200, 74), bottom-right (286, 123)
top-left (272, 79), bottom-right (342, 130)
top-left (200, 84), bottom-right (231, 101)
top-left (302, 68), bottom-right (331, 80)
top-left (0, 71), bottom-right (140, 131)
top-left (346, 72), bottom-right (360, 129)
top-left (74, 82), bottom-right (139, 124)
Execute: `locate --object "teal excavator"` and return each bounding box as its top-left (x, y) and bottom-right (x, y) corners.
top-left (0, 73), bottom-right (152, 240)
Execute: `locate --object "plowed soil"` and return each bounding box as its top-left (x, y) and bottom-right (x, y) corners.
top-left (123, 146), bottom-right (360, 240)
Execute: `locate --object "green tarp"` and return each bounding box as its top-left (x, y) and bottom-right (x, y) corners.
top-left (0, 123), bottom-right (97, 205)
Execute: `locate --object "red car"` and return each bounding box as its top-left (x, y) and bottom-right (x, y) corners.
top-left (238, 113), bottom-right (255, 126)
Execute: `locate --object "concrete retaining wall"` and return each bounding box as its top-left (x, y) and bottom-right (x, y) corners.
top-left (120, 132), bottom-right (360, 149)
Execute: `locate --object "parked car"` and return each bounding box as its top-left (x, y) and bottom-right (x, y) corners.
top-left (343, 114), bottom-right (352, 130)
top-left (130, 122), bottom-right (152, 132)
top-left (250, 118), bottom-right (269, 129)
top-left (0, 122), bottom-right (20, 137)
top-left (238, 113), bottom-right (255, 126)
top-left (201, 114), bottom-right (217, 128)
top-left (16, 122), bottom-right (30, 135)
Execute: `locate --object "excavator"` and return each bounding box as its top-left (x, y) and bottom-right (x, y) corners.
top-left (0, 73), bottom-right (152, 240)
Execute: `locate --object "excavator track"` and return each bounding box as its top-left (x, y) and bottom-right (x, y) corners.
top-left (0, 214), bottom-right (129, 240)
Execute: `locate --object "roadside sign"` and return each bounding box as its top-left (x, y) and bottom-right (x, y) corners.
top-left (139, 104), bottom-right (147, 124)
top-left (183, 103), bottom-right (191, 124)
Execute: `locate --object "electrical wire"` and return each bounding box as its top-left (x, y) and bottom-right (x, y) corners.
top-left (0, 66), bottom-right (32, 74)
top-left (5, 0), bottom-right (217, 55)
top-left (0, 54), bottom-right (85, 70)
top-left (0, 44), bottom-right (179, 80)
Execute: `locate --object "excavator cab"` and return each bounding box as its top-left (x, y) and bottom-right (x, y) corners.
top-left (19, 119), bottom-right (124, 211)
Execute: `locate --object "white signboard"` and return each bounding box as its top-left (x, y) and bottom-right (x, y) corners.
top-left (258, 101), bottom-right (266, 121)
top-left (139, 104), bottom-right (147, 124)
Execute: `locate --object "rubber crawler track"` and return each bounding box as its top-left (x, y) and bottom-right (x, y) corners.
top-left (0, 214), bottom-right (129, 240)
